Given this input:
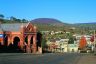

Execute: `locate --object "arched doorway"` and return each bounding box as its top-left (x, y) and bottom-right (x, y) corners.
top-left (30, 36), bottom-right (33, 44)
top-left (3, 35), bottom-right (8, 52)
top-left (30, 36), bottom-right (33, 52)
top-left (24, 36), bottom-right (28, 52)
top-left (25, 36), bottom-right (28, 44)
top-left (13, 37), bottom-right (20, 50)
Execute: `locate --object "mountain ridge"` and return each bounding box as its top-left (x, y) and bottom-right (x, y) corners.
top-left (31, 18), bottom-right (96, 31)
top-left (31, 18), bottom-right (72, 31)
top-left (74, 22), bottom-right (96, 24)
top-left (31, 18), bottom-right (66, 26)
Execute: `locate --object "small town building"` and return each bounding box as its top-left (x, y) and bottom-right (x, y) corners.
top-left (68, 44), bottom-right (78, 52)
top-left (0, 22), bottom-right (42, 53)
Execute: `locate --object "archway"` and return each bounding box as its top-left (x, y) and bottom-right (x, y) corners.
top-left (23, 36), bottom-right (28, 53)
top-left (3, 35), bottom-right (8, 52)
top-left (13, 36), bottom-right (20, 49)
top-left (30, 36), bottom-right (33, 53)
top-left (25, 36), bottom-right (28, 44)
top-left (30, 36), bottom-right (33, 44)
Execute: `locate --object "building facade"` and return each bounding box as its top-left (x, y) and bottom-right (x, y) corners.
top-left (0, 22), bottom-right (41, 53)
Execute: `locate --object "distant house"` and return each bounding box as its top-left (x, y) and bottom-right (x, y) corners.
top-left (47, 39), bottom-right (69, 53)
top-left (68, 44), bottom-right (78, 52)
top-left (56, 39), bottom-right (69, 52)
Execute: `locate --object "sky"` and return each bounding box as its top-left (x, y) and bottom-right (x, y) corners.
top-left (0, 0), bottom-right (96, 24)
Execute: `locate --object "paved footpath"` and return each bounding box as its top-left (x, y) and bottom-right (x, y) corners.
top-left (0, 53), bottom-right (96, 64)
top-left (77, 54), bottom-right (96, 64)
top-left (0, 53), bottom-right (82, 64)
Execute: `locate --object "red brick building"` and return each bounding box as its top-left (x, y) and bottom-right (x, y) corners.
top-left (0, 22), bottom-right (41, 53)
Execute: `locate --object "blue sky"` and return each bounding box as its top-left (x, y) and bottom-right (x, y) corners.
top-left (0, 0), bottom-right (96, 24)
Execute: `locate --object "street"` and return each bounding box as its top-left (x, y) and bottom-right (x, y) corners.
top-left (0, 53), bottom-right (95, 64)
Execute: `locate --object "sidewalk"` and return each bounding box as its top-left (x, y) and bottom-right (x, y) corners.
top-left (77, 54), bottom-right (96, 64)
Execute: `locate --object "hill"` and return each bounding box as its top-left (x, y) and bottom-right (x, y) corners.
top-left (31, 18), bottom-right (71, 31)
top-left (31, 18), bottom-right (65, 26)
top-left (74, 22), bottom-right (96, 30)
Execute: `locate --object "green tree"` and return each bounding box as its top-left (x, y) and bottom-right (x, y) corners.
top-left (16, 19), bottom-right (21, 22)
top-left (22, 19), bottom-right (28, 23)
top-left (0, 14), bottom-right (4, 23)
top-left (68, 37), bottom-right (74, 44)
top-left (10, 16), bottom-right (17, 21)
top-left (41, 37), bottom-right (47, 48)
top-left (0, 14), bottom-right (4, 19)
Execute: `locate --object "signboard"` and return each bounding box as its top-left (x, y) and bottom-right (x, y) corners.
top-left (0, 34), bottom-right (3, 38)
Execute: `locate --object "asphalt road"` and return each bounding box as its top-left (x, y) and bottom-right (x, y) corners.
top-left (0, 53), bottom-right (86, 64)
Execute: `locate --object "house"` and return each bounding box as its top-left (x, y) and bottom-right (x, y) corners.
top-left (46, 39), bottom-right (69, 53)
top-left (68, 44), bottom-right (78, 52)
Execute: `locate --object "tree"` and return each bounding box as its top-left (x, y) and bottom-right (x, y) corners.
top-left (79, 36), bottom-right (87, 49)
top-left (90, 36), bottom-right (94, 42)
top-left (16, 19), bottom-right (21, 22)
top-left (10, 16), bottom-right (16, 21)
top-left (41, 35), bottom-right (47, 49)
top-left (0, 14), bottom-right (4, 19)
top-left (22, 19), bottom-right (27, 23)
top-left (0, 14), bottom-right (4, 23)
top-left (68, 36), bottom-right (74, 44)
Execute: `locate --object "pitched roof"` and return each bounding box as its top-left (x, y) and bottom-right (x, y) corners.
top-left (0, 23), bottom-right (28, 32)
